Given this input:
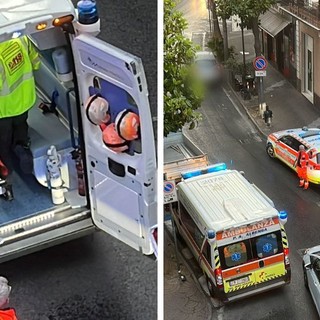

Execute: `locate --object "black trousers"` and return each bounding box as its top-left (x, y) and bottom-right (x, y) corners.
top-left (0, 111), bottom-right (29, 174)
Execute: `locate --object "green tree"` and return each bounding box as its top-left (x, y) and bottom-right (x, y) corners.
top-left (228, 0), bottom-right (276, 57)
top-left (215, 0), bottom-right (233, 61)
top-left (164, 0), bottom-right (203, 136)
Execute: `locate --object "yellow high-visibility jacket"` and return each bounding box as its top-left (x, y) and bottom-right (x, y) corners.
top-left (0, 36), bottom-right (40, 118)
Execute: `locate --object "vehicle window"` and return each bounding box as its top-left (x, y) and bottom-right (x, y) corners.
top-left (310, 252), bottom-right (320, 265)
top-left (223, 241), bottom-right (248, 268)
top-left (253, 233), bottom-right (280, 258)
top-left (279, 136), bottom-right (291, 146)
top-left (279, 136), bottom-right (296, 149)
top-left (218, 231), bottom-right (283, 270)
top-left (313, 259), bottom-right (320, 281)
top-left (179, 202), bottom-right (204, 250)
top-left (202, 240), bottom-right (212, 267)
top-left (290, 138), bottom-right (304, 151)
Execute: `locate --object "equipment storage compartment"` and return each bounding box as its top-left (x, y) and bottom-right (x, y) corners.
top-left (0, 27), bottom-right (88, 249)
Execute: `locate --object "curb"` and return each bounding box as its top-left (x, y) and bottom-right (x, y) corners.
top-left (224, 82), bottom-right (269, 139)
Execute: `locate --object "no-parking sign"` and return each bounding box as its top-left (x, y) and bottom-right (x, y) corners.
top-left (253, 56), bottom-right (268, 71)
top-left (164, 180), bottom-right (177, 204)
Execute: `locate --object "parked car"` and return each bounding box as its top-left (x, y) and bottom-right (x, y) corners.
top-left (302, 245), bottom-right (320, 315)
top-left (266, 127), bottom-right (320, 184)
top-left (194, 51), bottom-right (222, 86)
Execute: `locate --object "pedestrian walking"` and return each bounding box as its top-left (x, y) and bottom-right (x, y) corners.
top-left (0, 276), bottom-right (18, 319)
top-left (295, 145), bottom-right (309, 190)
top-left (0, 36), bottom-right (40, 199)
top-left (263, 106), bottom-right (273, 127)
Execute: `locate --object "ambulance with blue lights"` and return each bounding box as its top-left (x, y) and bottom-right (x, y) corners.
top-left (171, 163), bottom-right (291, 302)
top-left (0, 0), bottom-right (157, 261)
top-left (266, 127), bottom-right (320, 184)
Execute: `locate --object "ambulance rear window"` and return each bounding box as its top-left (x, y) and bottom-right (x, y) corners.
top-left (219, 231), bottom-right (283, 270)
top-left (223, 242), bottom-right (248, 267)
top-left (253, 233), bottom-right (281, 258)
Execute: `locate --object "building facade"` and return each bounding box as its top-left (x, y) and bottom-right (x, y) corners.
top-left (260, 1), bottom-right (320, 107)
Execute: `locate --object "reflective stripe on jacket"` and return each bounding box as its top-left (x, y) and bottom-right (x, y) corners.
top-left (0, 308), bottom-right (18, 320)
top-left (0, 36), bottom-right (40, 118)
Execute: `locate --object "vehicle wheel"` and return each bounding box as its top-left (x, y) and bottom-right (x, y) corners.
top-left (303, 263), bottom-right (309, 290)
top-left (266, 143), bottom-right (276, 158)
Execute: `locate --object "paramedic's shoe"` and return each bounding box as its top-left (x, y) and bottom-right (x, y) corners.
top-left (3, 184), bottom-right (13, 201)
top-left (303, 181), bottom-right (309, 190)
top-left (299, 179), bottom-right (304, 187)
top-left (14, 144), bottom-right (33, 174)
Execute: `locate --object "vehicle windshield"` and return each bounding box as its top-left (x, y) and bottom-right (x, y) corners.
top-left (218, 231), bottom-right (283, 270)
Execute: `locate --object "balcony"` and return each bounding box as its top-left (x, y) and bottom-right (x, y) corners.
top-left (278, 0), bottom-right (320, 29)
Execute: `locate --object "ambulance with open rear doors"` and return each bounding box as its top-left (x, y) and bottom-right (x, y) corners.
top-left (0, 0), bottom-right (157, 261)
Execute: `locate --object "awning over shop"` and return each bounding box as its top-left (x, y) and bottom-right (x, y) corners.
top-left (259, 9), bottom-right (291, 37)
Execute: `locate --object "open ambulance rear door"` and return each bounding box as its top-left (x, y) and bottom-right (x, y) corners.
top-left (72, 34), bottom-right (157, 255)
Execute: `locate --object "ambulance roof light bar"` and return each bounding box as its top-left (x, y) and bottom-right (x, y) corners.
top-left (181, 163), bottom-right (227, 180)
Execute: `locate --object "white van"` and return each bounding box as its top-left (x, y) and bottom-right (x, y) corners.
top-left (171, 164), bottom-right (291, 302)
top-left (0, 0), bottom-right (157, 261)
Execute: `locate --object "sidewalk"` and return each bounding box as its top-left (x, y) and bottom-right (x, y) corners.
top-left (164, 221), bottom-right (214, 320)
top-left (229, 63), bottom-right (320, 137)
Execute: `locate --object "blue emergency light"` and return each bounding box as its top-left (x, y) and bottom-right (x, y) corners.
top-left (279, 210), bottom-right (288, 220)
top-left (77, 0), bottom-right (99, 24)
top-left (278, 210), bottom-right (288, 225)
top-left (181, 163), bottom-right (227, 180)
top-left (207, 230), bottom-right (216, 239)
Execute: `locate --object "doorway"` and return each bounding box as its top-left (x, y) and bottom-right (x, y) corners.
top-left (303, 34), bottom-right (314, 103)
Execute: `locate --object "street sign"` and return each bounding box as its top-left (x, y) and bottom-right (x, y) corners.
top-left (253, 56), bottom-right (268, 71)
top-left (255, 70), bottom-right (267, 77)
top-left (164, 180), bottom-right (177, 204)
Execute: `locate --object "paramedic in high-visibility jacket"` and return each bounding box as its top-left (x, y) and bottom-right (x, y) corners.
top-left (0, 276), bottom-right (18, 320)
top-left (0, 36), bottom-right (40, 180)
top-left (295, 144), bottom-right (309, 190)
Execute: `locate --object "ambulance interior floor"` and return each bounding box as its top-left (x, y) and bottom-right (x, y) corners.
top-left (0, 155), bottom-right (54, 226)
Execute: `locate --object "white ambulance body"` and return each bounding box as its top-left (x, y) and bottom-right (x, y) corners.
top-left (0, 0), bottom-right (157, 261)
top-left (172, 164), bottom-right (291, 302)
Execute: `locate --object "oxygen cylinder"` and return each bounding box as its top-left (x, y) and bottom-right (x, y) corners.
top-left (46, 146), bottom-right (65, 205)
top-left (52, 47), bottom-right (73, 82)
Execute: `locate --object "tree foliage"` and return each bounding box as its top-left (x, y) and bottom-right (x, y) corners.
top-left (216, 0), bottom-right (276, 57)
top-left (164, 0), bottom-right (203, 136)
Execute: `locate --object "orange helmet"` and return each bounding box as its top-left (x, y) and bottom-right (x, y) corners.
top-left (115, 110), bottom-right (140, 141)
top-left (102, 123), bottom-right (128, 153)
top-left (85, 94), bottom-right (110, 125)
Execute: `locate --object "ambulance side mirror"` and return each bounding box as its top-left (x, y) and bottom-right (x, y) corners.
top-left (304, 262), bottom-right (311, 270)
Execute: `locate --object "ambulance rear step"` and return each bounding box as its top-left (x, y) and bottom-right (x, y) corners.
top-left (0, 205), bottom-right (90, 246)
